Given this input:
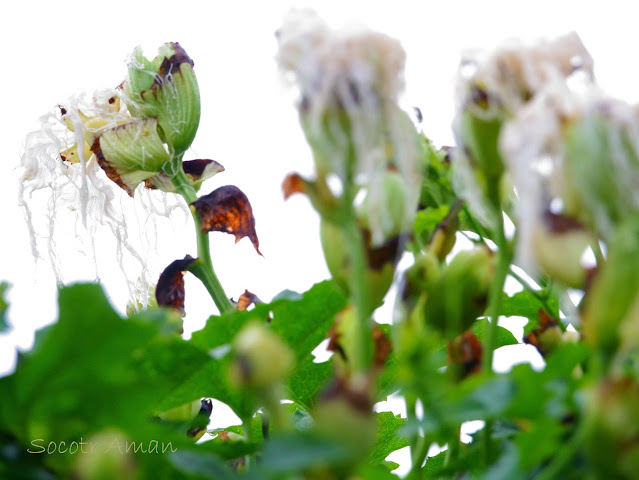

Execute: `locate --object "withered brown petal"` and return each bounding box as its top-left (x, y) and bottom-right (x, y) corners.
top-left (182, 159), bottom-right (224, 178)
top-left (191, 185), bottom-right (261, 255)
top-left (156, 255), bottom-right (196, 316)
top-left (90, 137), bottom-right (132, 195)
top-left (543, 210), bottom-right (585, 234)
top-left (373, 324), bottom-right (392, 369)
top-left (282, 173), bottom-right (306, 200)
top-left (144, 159), bottom-right (225, 191)
top-left (362, 229), bottom-right (404, 271)
top-left (236, 289), bottom-right (261, 312)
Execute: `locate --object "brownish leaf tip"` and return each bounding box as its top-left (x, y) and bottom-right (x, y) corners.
top-left (90, 137), bottom-right (134, 196)
top-left (191, 185), bottom-right (261, 255)
top-left (320, 376), bottom-right (372, 415)
top-left (144, 159), bottom-right (224, 190)
top-left (182, 159), bottom-right (224, 177)
top-left (373, 325), bottom-right (392, 369)
top-left (156, 255), bottom-right (196, 316)
top-left (362, 229), bottom-right (404, 271)
top-left (282, 173), bottom-right (306, 200)
top-left (236, 289), bottom-right (261, 312)
top-left (447, 331), bottom-right (482, 380)
top-left (543, 210), bottom-right (584, 234)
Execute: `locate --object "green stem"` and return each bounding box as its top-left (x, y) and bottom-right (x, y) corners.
top-left (243, 417), bottom-right (254, 470)
top-left (508, 268), bottom-right (555, 316)
top-left (536, 426), bottom-right (584, 480)
top-left (169, 167), bottom-right (234, 314)
top-left (481, 208), bottom-right (512, 466)
top-left (408, 434), bottom-right (429, 479)
top-left (341, 215), bottom-right (374, 373)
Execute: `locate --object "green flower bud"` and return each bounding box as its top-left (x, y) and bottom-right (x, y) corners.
top-left (91, 118), bottom-right (170, 196)
top-left (424, 247), bottom-right (494, 339)
top-left (157, 399), bottom-right (202, 423)
top-left (74, 429), bottom-right (137, 480)
top-left (399, 250), bottom-right (442, 315)
top-left (531, 212), bottom-right (594, 288)
top-left (457, 87), bottom-right (506, 185)
top-left (230, 322), bottom-right (294, 390)
top-left (584, 379), bottom-right (639, 479)
top-left (320, 218), bottom-right (397, 309)
top-left (123, 43), bottom-right (200, 155)
top-left (583, 213), bottom-right (639, 358)
top-left (563, 106), bottom-right (639, 237)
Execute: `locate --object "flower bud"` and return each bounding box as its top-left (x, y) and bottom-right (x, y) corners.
top-left (320, 218), bottom-right (397, 309)
top-left (74, 429), bottom-right (137, 480)
top-left (531, 212), bottom-right (594, 288)
top-left (583, 213), bottom-right (639, 358)
top-left (123, 43), bottom-right (200, 155)
top-left (230, 322), bottom-right (294, 390)
top-left (157, 399), bottom-right (203, 423)
top-left (424, 247), bottom-right (495, 339)
top-left (277, 10), bottom-right (421, 244)
top-left (563, 104), bottom-right (639, 237)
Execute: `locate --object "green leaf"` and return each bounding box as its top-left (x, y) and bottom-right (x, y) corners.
top-left (414, 205), bottom-right (450, 239)
top-left (256, 433), bottom-right (352, 477)
top-left (0, 283), bottom-right (232, 478)
top-left (188, 281), bottom-right (347, 415)
top-left (168, 450), bottom-right (234, 480)
top-left (499, 291), bottom-right (559, 334)
top-left (369, 412), bottom-right (408, 465)
top-left (471, 318), bottom-right (518, 348)
top-left (0, 282), bottom-right (9, 333)
top-left (288, 360), bottom-right (333, 411)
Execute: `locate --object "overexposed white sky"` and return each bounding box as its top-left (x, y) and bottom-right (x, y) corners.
top-left (1, 0), bottom-right (638, 389)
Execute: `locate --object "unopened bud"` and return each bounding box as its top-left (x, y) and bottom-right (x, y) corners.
top-left (424, 247), bottom-right (494, 339)
top-left (230, 322), bottom-right (294, 390)
top-left (123, 43), bottom-right (200, 155)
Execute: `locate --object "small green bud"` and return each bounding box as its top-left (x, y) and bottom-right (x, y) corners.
top-left (74, 429), bottom-right (137, 480)
top-left (123, 43), bottom-right (200, 155)
top-left (230, 322), bottom-right (294, 390)
top-left (157, 399), bottom-right (202, 423)
top-left (320, 219), bottom-right (397, 308)
top-left (457, 89), bottom-right (506, 185)
top-left (531, 212), bottom-right (594, 289)
top-left (424, 247), bottom-right (494, 339)
top-left (564, 108), bottom-right (639, 236)
top-left (583, 213), bottom-right (639, 358)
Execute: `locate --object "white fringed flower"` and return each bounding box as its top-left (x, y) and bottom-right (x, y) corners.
top-left (277, 9), bottom-right (421, 245)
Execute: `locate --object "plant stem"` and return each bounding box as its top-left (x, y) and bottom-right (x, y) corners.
top-left (508, 268), bottom-right (555, 315)
top-left (341, 215), bottom-right (374, 373)
top-left (169, 167), bottom-right (234, 314)
top-left (536, 426), bottom-right (584, 480)
top-left (243, 417), bottom-right (254, 470)
top-left (408, 434), bottom-right (429, 479)
top-left (481, 209), bottom-right (512, 466)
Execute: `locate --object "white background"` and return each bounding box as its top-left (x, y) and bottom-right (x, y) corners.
top-left (1, 0), bottom-right (638, 473)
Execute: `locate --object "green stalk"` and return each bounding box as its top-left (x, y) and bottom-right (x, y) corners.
top-left (481, 204), bottom-right (512, 466)
top-left (242, 416), bottom-right (254, 470)
top-left (508, 268), bottom-right (556, 317)
top-left (169, 166), bottom-right (234, 314)
top-left (341, 213), bottom-right (374, 373)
